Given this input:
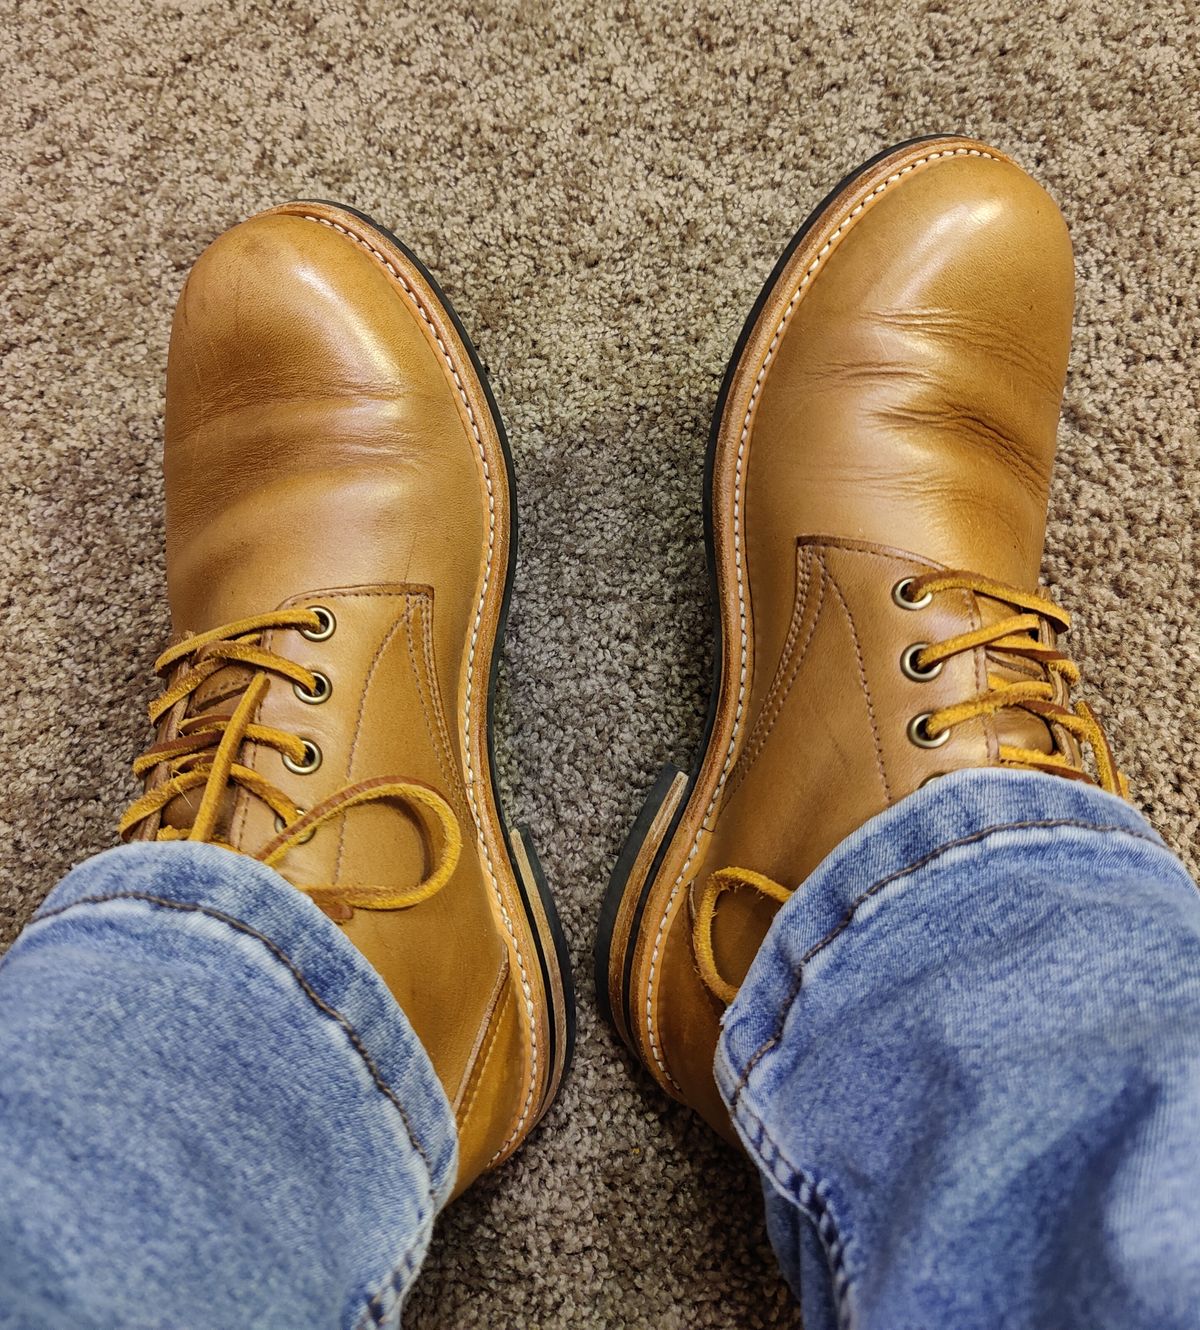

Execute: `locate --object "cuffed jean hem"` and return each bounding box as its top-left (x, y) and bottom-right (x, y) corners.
top-left (714, 769), bottom-right (1200, 1330)
top-left (1, 841), bottom-right (457, 1329)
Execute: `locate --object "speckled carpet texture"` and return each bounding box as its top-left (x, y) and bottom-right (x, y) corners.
top-left (3, 1), bottom-right (1199, 1324)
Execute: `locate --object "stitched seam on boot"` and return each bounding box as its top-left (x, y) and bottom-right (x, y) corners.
top-left (414, 595), bottom-right (472, 819)
top-left (301, 214), bottom-right (539, 1160)
top-left (335, 603), bottom-right (414, 880)
top-left (459, 982), bottom-right (515, 1127)
top-left (643, 145), bottom-right (999, 1087)
top-left (402, 597), bottom-right (466, 818)
top-left (727, 553), bottom-right (826, 800)
top-left (820, 554), bottom-right (892, 803)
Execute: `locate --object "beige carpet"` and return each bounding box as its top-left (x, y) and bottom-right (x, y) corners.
top-left (3, 1), bottom-right (1199, 1325)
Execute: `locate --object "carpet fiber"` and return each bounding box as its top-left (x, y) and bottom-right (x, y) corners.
top-left (3, 2), bottom-right (1198, 1325)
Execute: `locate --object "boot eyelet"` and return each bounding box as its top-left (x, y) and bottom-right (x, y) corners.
top-left (274, 810), bottom-right (316, 844)
top-left (294, 671), bottom-right (332, 704)
top-left (300, 606), bottom-right (336, 641)
top-left (893, 577), bottom-right (932, 610)
top-left (282, 740), bottom-right (322, 775)
top-left (900, 643), bottom-right (944, 681)
top-left (908, 713), bottom-right (950, 748)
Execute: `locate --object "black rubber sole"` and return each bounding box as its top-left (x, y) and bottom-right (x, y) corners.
top-left (593, 135), bottom-right (962, 1037)
top-left (304, 199), bottom-right (577, 1092)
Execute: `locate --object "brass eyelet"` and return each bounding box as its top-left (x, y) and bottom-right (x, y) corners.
top-left (294, 671), bottom-right (332, 705)
top-left (282, 740), bottom-right (322, 775)
top-left (900, 642), bottom-right (944, 682)
top-left (908, 713), bottom-right (951, 749)
top-left (300, 606), bottom-right (336, 642)
top-left (893, 577), bottom-right (933, 610)
top-left (274, 810), bottom-right (316, 844)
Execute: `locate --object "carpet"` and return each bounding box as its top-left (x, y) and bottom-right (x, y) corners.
top-left (3, 1), bottom-right (1198, 1325)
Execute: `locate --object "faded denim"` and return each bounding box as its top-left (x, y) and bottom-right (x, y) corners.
top-left (718, 769), bottom-right (1200, 1330)
top-left (0, 842), bottom-right (456, 1330)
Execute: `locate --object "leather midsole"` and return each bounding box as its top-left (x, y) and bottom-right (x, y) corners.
top-left (309, 201), bottom-right (572, 1157)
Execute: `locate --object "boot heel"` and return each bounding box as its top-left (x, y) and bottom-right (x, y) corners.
top-left (595, 763), bottom-right (691, 1042)
top-left (509, 825), bottom-right (576, 1118)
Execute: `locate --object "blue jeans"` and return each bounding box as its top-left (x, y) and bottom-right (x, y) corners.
top-left (0, 844), bottom-right (457, 1330)
top-left (1, 773), bottom-right (1198, 1328)
top-left (719, 770), bottom-right (1200, 1329)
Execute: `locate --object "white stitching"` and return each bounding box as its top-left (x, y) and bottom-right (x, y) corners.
top-left (642, 146), bottom-right (998, 1085)
top-left (301, 215), bottom-right (539, 1158)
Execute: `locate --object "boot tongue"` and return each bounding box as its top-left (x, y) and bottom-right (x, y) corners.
top-left (155, 662), bottom-right (257, 839)
top-left (973, 594), bottom-right (1080, 768)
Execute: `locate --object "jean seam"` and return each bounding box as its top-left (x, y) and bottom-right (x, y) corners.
top-left (28, 891), bottom-right (439, 1206)
top-left (354, 1222), bottom-right (431, 1330)
top-left (726, 818), bottom-right (1167, 1114)
top-left (733, 1087), bottom-right (855, 1329)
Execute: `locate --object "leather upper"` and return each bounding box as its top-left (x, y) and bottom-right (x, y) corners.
top-left (638, 140), bottom-right (1121, 1134)
top-left (132, 204), bottom-right (552, 1189)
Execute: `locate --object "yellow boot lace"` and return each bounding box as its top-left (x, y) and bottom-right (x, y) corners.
top-left (692, 571), bottom-right (1126, 1003)
top-left (120, 609), bottom-right (461, 914)
top-left (898, 571), bottom-right (1125, 796)
top-left (692, 867), bottom-right (792, 1005)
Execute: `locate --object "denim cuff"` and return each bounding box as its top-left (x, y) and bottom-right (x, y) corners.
top-left (33, 841), bottom-right (458, 1212)
top-left (34, 841), bottom-right (458, 1209)
top-left (716, 769), bottom-right (1177, 1124)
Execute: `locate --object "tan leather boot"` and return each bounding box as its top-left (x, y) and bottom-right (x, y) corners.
top-left (121, 202), bottom-right (574, 1193)
top-left (597, 136), bottom-right (1125, 1139)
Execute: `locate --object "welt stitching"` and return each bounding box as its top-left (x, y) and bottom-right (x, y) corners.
top-left (642, 145), bottom-right (996, 1084)
top-left (821, 554), bottom-right (892, 803)
top-left (728, 818), bottom-right (1166, 1106)
top-left (32, 891), bottom-right (437, 1190)
top-left (301, 213), bottom-right (539, 1159)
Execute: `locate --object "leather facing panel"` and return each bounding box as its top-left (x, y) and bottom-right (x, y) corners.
top-left (232, 588), bottom-right (508, 1109)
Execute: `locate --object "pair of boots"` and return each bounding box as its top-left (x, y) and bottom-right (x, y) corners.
top-left (121, 134), bottom-right (1122, 1192)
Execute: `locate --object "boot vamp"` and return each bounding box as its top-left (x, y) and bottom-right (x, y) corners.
top-left (153, 209), bottom-right (515, 1147)
top-left (164, 208), bottom-right (484, 648)
top-left (743, 152), bottom-right (1074, 723)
